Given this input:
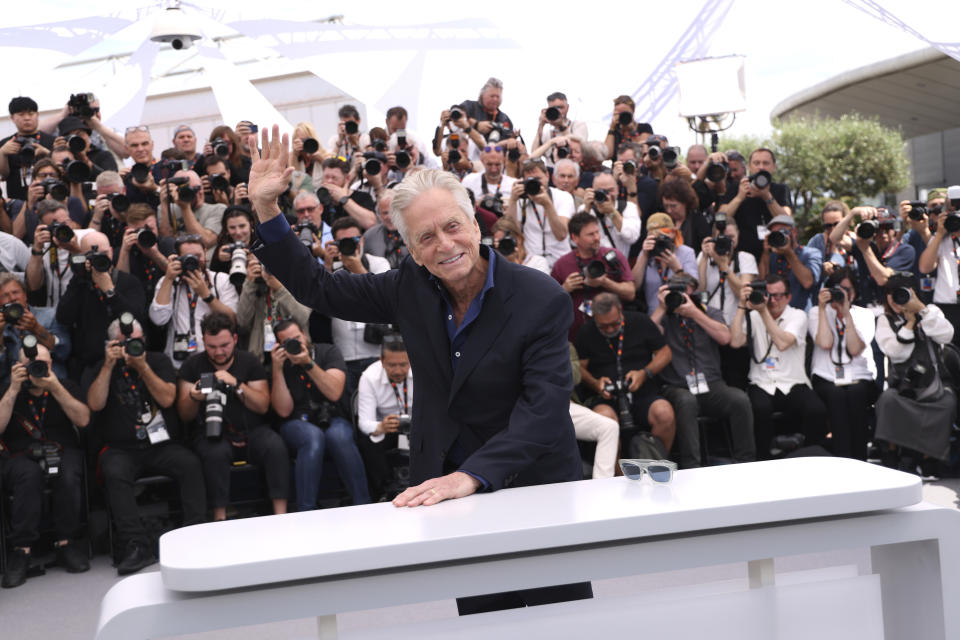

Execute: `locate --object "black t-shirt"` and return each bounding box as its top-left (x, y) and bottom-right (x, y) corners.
top-left (281, 343), bottom-right (347, 419)
top-left (0, 131), bottom-right (58, 200)
top-left (178, 350), bottom-right (268, 437)
top-left (128, 237), bottom-right (175, 304)
top-left (692, 179), bottom-right (736, 213)
top-left (679, 211), bottom-right (715, 254)
top-left (575, 311), bottom-right (667, 381)
top-left (81, 352), bottom-right (181, 449)
top-left (87, 145), bottom-right (118, 176)
top-left (0, 380), bottom-right (83, 452)
top-left (123, 173), bottom-right (160, 210)
top-left (733, 182), bottom-right (792, 259)
top-left (459, 100), bottom-right (513, 132)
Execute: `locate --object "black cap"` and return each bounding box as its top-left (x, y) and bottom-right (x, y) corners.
top-left (58, 116), bottom-right (91, 137)
top-left (636, 122), bottom-right (654, 135)
top-left (9, 96), bottom-right (38, 115)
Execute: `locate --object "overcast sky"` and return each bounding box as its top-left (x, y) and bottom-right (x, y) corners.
top-left (1, 0), bottom-right (949, 149)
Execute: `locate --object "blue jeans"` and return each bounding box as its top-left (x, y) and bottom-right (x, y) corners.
top-left (279, 417), bottom-right (370, 511)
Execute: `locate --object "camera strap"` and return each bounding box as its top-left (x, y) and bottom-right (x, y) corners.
top-left (48, 244), bottom-right (69, 307)
top-left (480, 174), bottom-right (502, 198)
top-left (23, 391), bottom-right (49, 434)
top-left (831, 315), bottom-right (852, 367)
top-left (122, 366), bottom-right (156, 440)
top-left (390, 379), bottom-right (408, 415)
top-left (745, 312), bottom-right (775, 365)
top-left (605, 321), bottom-right (625, 379)
top-left (598, 211), bottom-right (618, 249)
top-left (678, 318), bottom-right (699, 374)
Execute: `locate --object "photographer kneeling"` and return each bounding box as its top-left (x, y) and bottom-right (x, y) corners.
top-left (177, 312), bottom-right (288, 520)
top-left (271, 318), bottom-right (370, 510)
top-left (874, 273), bottom-right (956, 475)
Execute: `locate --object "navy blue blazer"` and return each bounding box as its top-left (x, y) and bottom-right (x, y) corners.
top-left (254, 228), bottom-right (582, 490)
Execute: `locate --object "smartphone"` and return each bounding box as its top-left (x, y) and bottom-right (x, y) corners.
top-left (249, 124), bottom-right (258, 134)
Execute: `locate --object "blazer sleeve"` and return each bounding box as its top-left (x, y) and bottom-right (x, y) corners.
top-left (254, 228), bottom-right (400, 324)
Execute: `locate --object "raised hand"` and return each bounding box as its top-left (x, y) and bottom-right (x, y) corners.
top-left (248, 124), bottom-right (294, 220)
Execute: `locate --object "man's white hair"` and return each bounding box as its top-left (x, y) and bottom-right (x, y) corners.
top-left (96, 170), bottom-right (123, 190)
top-left (478, 77), bottom-right (503, 99)
top-left (389, 170), bottom-right (474, 247)
top-left (293, 190), bottom-right (320, 207)
top-left (554, 158), bottom-right (580, 178)
top-left (107, 317), bottom-right (143, 341)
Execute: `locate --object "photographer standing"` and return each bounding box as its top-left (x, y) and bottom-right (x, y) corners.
top-left (26, 200), bottom-right (91, 309)
top-left (918, 203), bottom-right (960, 339)
top-left (0, 274), bottom-right (70, 387)
top-left (532, 92), bottom-right (588, 166)
top-left (55, 116), bottom-right (117, 181)
top-left (271, 319), bottom-right (370, 511)
top-left (363, 190), bottom-right (409, 270)
top-left (506, 159), bottom-right (575, 268)
top-left (157, 170), bottom-right (223, 250)
top-left (757, 216), bottom-right (820, 311)
top-left (84, 317), bottom-right (205, 575)
top-left (633, 214), bottom-right (697, 314)
top-left (316, 157), bottom-right (377, 230)
top-left (149, 235), bottom-right (238, 368)
top-left (0, 343), bottom-right (90, 588)
top-left (177, 312), bottom-right (288, 521)
top-left (462, 145), bottom-right (515, 209)
top-left (718, 148), bottom-right (792, 259)
top-left (0, 97), bottom-right (55, 201)
top-left (459, 78), bottom-right (514, 141)
top-left (583, 172), bottom-right (640, 257)
top-left (236, 253), bottom-right (312, 359)
top-left (697, 220), bottom-right (758, 325)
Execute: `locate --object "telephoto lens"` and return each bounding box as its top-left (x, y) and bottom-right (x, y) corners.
top-left (507, 147), bottom-right (521, 163)
top-left (130, 163), bottom-right (150, 183)
top-left (88, 250), bottom-right (113, 273)
top-left (555, 145), bottom-right (569, 159)
top-left (283, 337), bottom-right (303, 355)
top-left (394, 150), bottom-right (411, 168)
top-left (891, 287), bottom-right (911, 305)
top-left (749, 170), bottom-right (772, 190)
top-left (65, 160), bottom-right (91, 183)
top-left (43, 178), bottom-right (69, 201)
top-left (124, 337), bottom-right (146, 357)
top-left (664, 284), bottom-right (687, 314)
top-left (107, 192), bottom-right (130, 213)
top-left (856, 220), bottom-right (878, 240)
top-left (205, 392), bottom-right (225, 440)
top-left (302, 138), bottom-right (319, 154)
top-left (662, 147), bottom-right (678, 169)
top-left (523, 177), bottom-right (542, 197)
top-left (944, 213), bottom-right (960, 233)
top-left (179, 254), bottom-right (200, 272)
top-left (210, 174), bottom-right (230, 193)
top-left (706, 161), bottom-right (728, 183)
top-left (296, 223), bottom-right (316, 248)
top-left (1, 302), bottom-right (24, 323)
top-left (450, 107), bottom-right (463, 121)
top-left (228, 242), bottom-right (247, 286)
top-left (345, 120), bottom-right (359, 135)
top-left (67, 134), bottom-right (86, 154)
top-left (337, 237), bottom-right (359, 257)
top-left (767, 230), bottom-right (788, 248)
top-left (545, 106), bottom-right (560, 122)
top-left (364, 157), bottom-right (381, 175)
top-left (136, 228), bottom-right (157, 248)
top-left (448, 149), bottom-right (462, 165)
top-left (396, 414), bottom-right (412, 435)
top-left (618, 111), bottom-right (633, 126)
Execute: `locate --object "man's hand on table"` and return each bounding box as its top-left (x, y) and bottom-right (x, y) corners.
top-left (393, 471), bottom-right (481, 507)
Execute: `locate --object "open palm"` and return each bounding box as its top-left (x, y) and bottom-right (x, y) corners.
top-left (247, 124), bottom-right (294, 219)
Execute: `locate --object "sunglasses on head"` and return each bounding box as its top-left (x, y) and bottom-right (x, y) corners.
top-left (484, 145), bottom-right (503, 153)
top-left (619, 459), bottom-right (676, 484)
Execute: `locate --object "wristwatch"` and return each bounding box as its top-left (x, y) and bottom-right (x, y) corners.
top-left (302, 360), bottom-right (315, 371)
top-left (765, 197), bottom-right (775, 205)
top-left (31, 248), bottom-right (44, 256)
top-left (463, 126), bottom-right (472, 133)
top-left (202, 293), bottom-right (215, 304)
top-left (103, 288), bottom-right (116, 299)
top-left (627, 192), bottom-right (638, 197)
top-left (235, 385), bottom-right (244, 400)
top-left (339, 195), bottom-right (350, 207)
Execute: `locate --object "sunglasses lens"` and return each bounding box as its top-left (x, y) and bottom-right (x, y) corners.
top-left (648, 466), bottom-right (672, 483)
top-left (620, 462), bottom-right (643, 480)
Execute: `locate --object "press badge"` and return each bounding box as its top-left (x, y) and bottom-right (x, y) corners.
top-left (145, 412), bottom-right (170, 444)
top-left (578, 299), bottom-right (593, 317)
top-left (187, 336), bottom-right (198, 352)
top-left (834, 365), bottom-right (855, 386)
top-left (764, 357), bottom-right (778, 370)
top-left (920, 277), bottom-right (934, 292)
top-left (263, 321), bottom-right (276, 352)
top-left (686, 372), bottom-right (710, 395)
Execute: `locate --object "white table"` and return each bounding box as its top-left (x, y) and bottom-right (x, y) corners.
top-left (96, 458), bottom-right (960, 639)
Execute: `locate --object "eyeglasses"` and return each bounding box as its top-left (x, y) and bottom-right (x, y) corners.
top-left (768, 292), bottom-right (789, 300)
top-left (294, 205), bottom-right (318, 214)
top-left (125, 125), bottom-right (150, 134)
top-left (822, 222), bottom-right (838, 230)
top-left (619, 459), bottom-right (677, 484)
top-left (484, 146), bottom-right (503, 153)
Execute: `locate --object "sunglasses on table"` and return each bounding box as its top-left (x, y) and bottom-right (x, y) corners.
top-left (618, 459), bottom-right (677, 484)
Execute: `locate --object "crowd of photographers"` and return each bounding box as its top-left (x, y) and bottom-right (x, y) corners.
top-left (0, 81), bottom-right (957, 588)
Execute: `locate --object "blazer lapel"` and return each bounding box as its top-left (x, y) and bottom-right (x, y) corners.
top-left (412, 268), bottom-right (454, 379)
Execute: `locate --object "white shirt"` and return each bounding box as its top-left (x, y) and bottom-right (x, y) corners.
top-left (596, 201), bottom-right (641, 256)
top-left (876, 304), bottom-right (955, 364)
top-left (523, 253), bottom-right (551, 274)
top-left (331, 254), bottom-right (391, 361)
top-left (743, 306), bottom-right (811, 395)
top-left (0, 231), bottom-right (30, 277)
top-left (39, 229), bottom-right (93, 309)
top-left (699, 250), bottom-right (759, 325)
top-left (807, 304), bottom-right (877, 383)
top-left (932, 237), bottom-right (960, 304)
top-left (148, 270), bottom-right (239, 368)
top-left (357, 359), bottom-right (414, 444)
top-left (461, 172), bottom-right (516, 205)
top-left (533, 120), bottom-right (590, 166)
top-left (518, 187), bottom-right (575, 268)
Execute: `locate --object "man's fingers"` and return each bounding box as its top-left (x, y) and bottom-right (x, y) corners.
top-left (270, 124), bottom-right (282, 161)
top-left (280, 133), bottom-right (290, 170)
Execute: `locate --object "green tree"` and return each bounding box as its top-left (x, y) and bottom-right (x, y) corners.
top-left (716, 133), bottom-right (771, 159)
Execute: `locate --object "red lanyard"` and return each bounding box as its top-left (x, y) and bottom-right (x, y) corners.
top-left (605, 321), bottom-right (625, 375)
top-left (678, 318), bottom-right (698, 375)
top-left (265, 291), bottom-right (277, 324)
top-left (25, 392), bottom-right (49, 430)
top-left (390, 379), bottom-right (408, 414)
top-left (298, 370), bottom-right (313, 390)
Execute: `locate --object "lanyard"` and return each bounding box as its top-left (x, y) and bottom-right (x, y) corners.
top-left (746, 313), bottom-right (777, 365)
top-left (831, 315), bottom-right (850, 366)
top-left (390, 379), bottom-right (408, 414)
top-left (521, 198), bottom-right (548, 258)
top-left (480, 174), bottom-right (502, 197)
top-left (122, 366), bottom-right (154, 438)
top-left (174, 281), bottom-right (199, 341)
top-left (48, 245), bottom-right (68, 306)
top-left (265, 290), bottom-right (278, 324)
top-left (678, 317), bottom-right (699, 376)
top-left (25, 392), bottom-right (49, 431)
top-left (605, 321), bottom-right (625, 377)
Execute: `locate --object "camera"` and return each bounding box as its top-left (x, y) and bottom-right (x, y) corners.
top-left (337, 236), bottom-right (360, 257)
top-left (396, 413), bottom-right (412, 436)
top-left (227, 241), bottom-right (247, 286)
top-left (545, 106), bottom-right (561, 122)
top-left (486, 124), bottom-right (513, 143)
top-left (15, 136), bottom-right (36, 164)
top-left (714, 212), bottom-right (728, 232)
top-left (583, 260), bottom-right (606, 279)
top-left (583, 250), bottom-right (620, 280)
top-left (605, 378), bottom-right (635, 431)
top-left (315, 187), bottom-right (335, 210)
top-left (42, 177), bottom-right (69, 201)
top-left (177, 254), bottom-right (200, 272)
top-left (104, 192), bottom-right (129, 214)
top-left (748, 281), bottom-right (767, 306)
top-left (617, 111), bottom-right (633, 127)
top-left (345, 120), bottom-right (359, 136)
top-left (662, 147), bottom-right (678, 170)
top-left (87, 245), bottom-right (112, 273)
top-left (212, 137), bottom-right (230, 158)
top-left (622, 159), bottom-right (637, 175)
top-left (891, 286), bottom-right (912, 305)
top-left (497, 231), bottom-right (517, 256)
top-left (67, 92), bottom-right (97, 119)
top-left (363, 151), bottom-right (385, 175)
top-left (373, 140), bottom-right (387, 153)
top-left (302, 137), bottom-right (319, 155)
top-left (199, 374), bottom-right (228, 440)
top-left (282, 337), bottom-right (303, 356)
top-left (22, 333), bottom-right (49, 379)
top-left (209, 173), bottom-right (230, 193)
top-left (118, 311), bottom-right (145, 357)
top-left (136, 227), bottom-right (157, 248)
top-left (770, 433), bottom-right (805, 457)
top-left (523, 177), bottom-right (542, 197)
top-left (63, 158), bottom-right (91, 183)
top-left (749, 170), bottom-right (772, 190)
top-left (944, 213), bottom-right (960, 234)
top-left (479, 194), bottom-right (504, 216)
top-left (2, 302), bottom-right (24, 323)
top-left (449, 106), bottom-right (463, 121)
top-left (177, 183), bottom-right (200, 203)
top-left (713, 235), bottom-right (733, 256)
top-left (67, 134), bottom-right (86, 154)
top-left (394, 150), bottom-right (411, 169)
top-left (664, 282), bottom-right (688, 314)
top-left (650, 234), bottom-right (675, 258)
top-left (647, 144), bottom-right (661, 161)
top-left (507, 147), bottom-right (521, 163)
top-left (555, 144), bottom-right (570, 160)
top-left (447, 149), bottom-right (462, 165)
top-left (907, 201), bottom-right (926, 221)
top-left (294, 222), bottom-right (318, 249)
top-left (47, 221), bottom-right (75, 245)
top-left (594, 188), bottom-right (609, 204)
top-left (767, 229), bottom-right (789, 248)
top-left (706, 160), bottom-right (729, 183)
top-left (828, 286), bottom-right (846, 304)
top-left (130, 162), bottom-right (151, 183)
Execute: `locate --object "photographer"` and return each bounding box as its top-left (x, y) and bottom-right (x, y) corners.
top-left (660, 176), bottom-right (712, 252)
top-left (730, 275), bottom-right (827, 459)
top-left (808, 201), bottom-right (857, 282)
top-left (120, 126), bottom-right (160, 209)
top-left (685, 145), bottom-right (708, 175)
top-left (362, 189), bottom-right (409, 269)
top-left (198, 126), bottom-right (250, 187)
top-left (809, 268), bottom-right (878, 460)
top-left (292, 191), bottom-right (333, 260)
top-left (649, 274), bottom-right (755, 468)
top-left (0, 274), bottom-right (70, 386)
top-left (641, 135), bottom-right (670, 184)
top-left (506, 159), bottom-right (575, 268)
top-left (83, 317), bottom-right (205, 575)
top-left (157, 169), bottom-right (223, 250)
top-left (357, 337), bottom-right (415, 500)
top-left (602, 95), bottom-right (649, 160)
top-left (26, 200), bottom-right (91, 309)
top-left (918, 200), bottom-right (960, 337)
top-left (209, 206), bottom-right (257, 288)
top-left (9, 158), bottom-right (88, 242)
top-left (116, 204), bottom-right (173, 311)
top-left (55, 230), bottom-right (145, 377)
top-left (149, 234), bottom-right (239, 368)
top-left (898, 193), bottom-right (939, 282)
top-left (237, 252), bottom-right (312, 358)
top-left (532, 92), bottom-right (588, 166)
top-left (326, 105), bottom-right (370, 160)
top-left (177, 312), bottom-right (287, 520)
top-left (633, 213), bottom-right (697, 314)
top-left (491, 217), bottom-right (549, 274)
top-left (874, 273), bottom-right (956, 473)
top-left (289, 122), bottom-right (329, 187)
top-left (551, 159), bottom-right (582, 209)
top-left (459, 78), bottom-right (514, 141)
top-left (529, 135), bottom-right (583, 171)
top-left (39, 93), bottom-right (129, 161)
top-left (171, 124), bottom-right (201, 169)
top-left (462, 144), bottom-right (515, 208)
top-left (200, 156), bottom-right (236, 207)
top-left (271, 319), bottom-right (369, 510)
top-left (552, 212), bottom-right (635, 339)
top-left (718, 148), bottom-right (792, 259)
top-left (575, 293), bottom-right (675, 459)
top-left (0, 343), bottom-right (90, 588)
top-left (88, 171), bottom-right (130, 251)
top-left (697, 219), bottom-right (758, 325)
top-left (758, 216), bottom-right (820, 310)
top-left (348, 146), bottom-right (389, 204)
top-left (324, 217), bottom-right (392, 392)
top-left (55, 115), bottom-right (117, 181)
top-left (692, 151), bottom-right (736, 214)
top-left (582, 172), bottom-right (640, 257)
top-left (0, 97), bottom-right (55, 200)
top-left (828, 205), bottom-right (913, 306)
top-left (316, 157), bottom-right (377, 230)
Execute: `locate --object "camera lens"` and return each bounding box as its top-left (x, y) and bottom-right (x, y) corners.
top-left (594, 189), bottom-right (608, 203)
top-left (545, 106), bottom-right (560, 122)
top-left (364, 158), bottom-right (381, 175)
top-left (52, 223), bottom-right (75, 244)
top-left (944, 214), bottom-right (960, 233)
top-left (585, 260), bottom-right (606, 279)
top-left (448, 149), bottom-right (461, 165)
top-left (48, 179), bottom-right (69, 201)
top-left (750, 171), bottom-right (772, 190)
top-left (68, 134), bottom-right (86, 154)
top-left (107, 193), bottom-right (130, 213)
top-left (345, 121), bottom-right (359, 135)
top-left (507, 148), bottom-right (521, 162)
top-left (130, 163), bottom-right (150, 183)
top-left (665, 290), bottom-right (684, 313)
top-left (89, 253), bottom-right (112, 273)
top-left (27, 360), bottom-right (49, 378)
top-left (706, 162), bottom-right (728, 183)
top-left (177, 184), bottom-right (196, 202)
top-left (124, 337), bottom-right (146, 357)
top-left (617, 111), bottom-right (633, 126)
top-left (829, 287), bottom-right (845, 303)
top-left (136, 228), bottom-right (157, 248)
top-left (523, 177), bottom-right (542, 197)
top-left (21, 332), bottom-right (39, 358)
top-left (497, 235), bottom-right (516, 256)
top-left (767, 230), bottom-right (788, 248)
top-left (2, 302), bottom-right (24, 323)
top-left (714, 235), bottom-right (732, 256)
top-left (337, 237), bottom-right (358, 257)
top-left (856, 221), bottom-right (877, 240)
top-left (556, 145), bottom-right (569, 159)
top-left (623, 160), bottom-right (636, 175)
top-left (180, 254), bottom-right (200, 272)
top-left (302, 138), bottom-right (319, 154)
top-left (213, 138), bottom-right (230, 157)
top-left (647, 145), bottom-right (661, 161)
top-left (892, 287), bottom-right (911, 305)
top-left (395, 150), bottom-right (411, 169)
top-left (283, 337), bottom-right (303, 355)
top-left (749, 290), bottom-right (765, 305)
top-left (229, 244), bottom-right (247, 286)
top-left (662, 147), bottom-right (678, 168)
top-left (210, 174), bottom-right (230, 193)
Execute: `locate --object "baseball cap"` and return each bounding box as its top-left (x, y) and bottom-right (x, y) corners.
top-left (58, 116), bottom-right (91, 136)
top-left (767, 215), bottom-right (796, 229)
